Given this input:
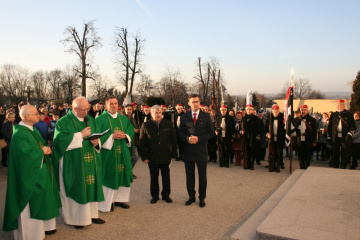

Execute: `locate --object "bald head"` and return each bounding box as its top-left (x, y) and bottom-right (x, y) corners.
top-left (72, 96), bottom-right (88, 108)
top-left (72, 96), bottom-right (90, 118)
top-left (20, 105), bottom-right (39, 126)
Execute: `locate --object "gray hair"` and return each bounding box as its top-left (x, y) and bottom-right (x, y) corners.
top-left (72, 96), bottom-right (88, 108)
top-left (151, 105), bottom-right (162, 113)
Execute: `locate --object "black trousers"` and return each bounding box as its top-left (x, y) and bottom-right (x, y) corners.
top-left (351, 143), bottom-right (360, 168)
top-left (148, 163), bottom-right (171, 199)
top-left (298, 140), bottom-right (312, 169)
top-left (184, 161), bottom-right (207, 200)
top-left (219, 138), bottom-right (230, 167)
top-left (332, 138), bottom-right (350, 168)
top-left (208, 137), bottom-right (217, 162)
top-left (269, 141), bottom-right (283, 170)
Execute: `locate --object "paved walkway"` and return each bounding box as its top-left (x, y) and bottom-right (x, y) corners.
top-left (0, 156), bottom-right (330, 240)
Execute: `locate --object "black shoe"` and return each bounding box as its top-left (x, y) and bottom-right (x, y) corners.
top-left (256, 162), bottom-right (261, 165)
top-left (114, 202), bottom-right (130, 209)
top-left (162, 197), bottom-right (173, 203)
top-left (74, 226), bottom-right (84, 229)
top-left (199, 199), bottom-right (206, 208)
top-left (1, 162), bottom-right (8, 167)
top-left (281, 166), bottom-right (285, 169)
top-left (350, 166), bottom-right (356, 170)
top-left (150, 198), bottom-right (158, 204)
top-left (133, 174), bottom-right (137, 179)
top-left (276, 168), bottom-right (280, 173)
top-left (92, 218), bottom-right (105, 224)
top-left (110, 203), bottom-right (114, 212)
top-left (185, 198), bottom-right (196, 206)
top-left (219, 165), bottom-right (223, 167)
top-left (45, 230), bottom-right (57, 235)
top-left (208, 159), bottom-right (213, 162)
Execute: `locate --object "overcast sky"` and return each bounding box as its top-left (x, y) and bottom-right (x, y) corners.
top-left (1, 0), bottom-right (359, 95)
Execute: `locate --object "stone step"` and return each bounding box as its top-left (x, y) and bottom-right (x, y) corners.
top-left (231, 169), bottom-right (305, 240)
top-left (256, 167), bottom-right (360, 240)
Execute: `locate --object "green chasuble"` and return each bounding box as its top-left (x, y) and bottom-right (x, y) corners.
top-left (3, 125), bottom-right (60, 231)
top-left (96, 110), bottom-right (134, 189)
top-left (52, 111), bottom-right (104, 204)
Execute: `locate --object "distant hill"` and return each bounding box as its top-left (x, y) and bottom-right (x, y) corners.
top-left (232, 92), bottom-right (352, 99)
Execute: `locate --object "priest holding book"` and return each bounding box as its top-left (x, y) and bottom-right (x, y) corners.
top-left (52, 96), bottom-right (105, 229)
top-left (96, 96), bottom-right (135, 212)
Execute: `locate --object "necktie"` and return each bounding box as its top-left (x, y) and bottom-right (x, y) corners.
top-left (193, 113), bottom-right (197, 124)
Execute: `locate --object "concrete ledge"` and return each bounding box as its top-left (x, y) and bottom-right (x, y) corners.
top-left (231, 169), bottom-right (305, 240)
top-left (257, 167), bottom-right (360, 240)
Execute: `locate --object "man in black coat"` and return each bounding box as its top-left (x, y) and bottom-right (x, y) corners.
top-left (295, 105), bottom-right (317, 169)
top-left (178, 94), bottom-right (215, 208)
top-left (139, 105), bottom-right (177, 204)
top-left (327, 99), bottom-right (355, 169)
top-left (216, 105), bottom-right (235, 168)
top-left (243, 107), bottom-right (264, 170)
top-left (266, 105), bottom-right (285, 172)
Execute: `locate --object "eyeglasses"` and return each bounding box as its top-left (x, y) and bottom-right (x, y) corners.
top-left (76, 107), bottom-right (90, 112)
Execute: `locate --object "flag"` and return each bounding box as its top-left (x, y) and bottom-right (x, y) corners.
top-left (284, 87), bottom-right (294, 147)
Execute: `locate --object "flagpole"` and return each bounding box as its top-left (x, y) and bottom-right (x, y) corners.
top-left (290, 70), bottom-right (294, 174)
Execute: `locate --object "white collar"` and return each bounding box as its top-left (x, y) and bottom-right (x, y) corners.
top-left (191, 110), bottom-right (200, 116)
top-left (72, 110), bottom-right (84, 122)
top-left (108, 111), bottom-right (118, 118)
top-left (19, 121), bottom-right (34, 131)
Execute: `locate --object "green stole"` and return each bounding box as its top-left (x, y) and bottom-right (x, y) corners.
top-left (52, 111), bottom-right (104, 204)
top-left (96, 110), bottom-right (134, 189)
top-left (3, 125), bottom-right (60, 231)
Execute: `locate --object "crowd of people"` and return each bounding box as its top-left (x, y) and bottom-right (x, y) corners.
top-left (1, 95), bottom-right (359, 239)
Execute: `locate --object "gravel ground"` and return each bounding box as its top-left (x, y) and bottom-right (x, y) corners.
top-left (0, 155), bottom-right (329, 240)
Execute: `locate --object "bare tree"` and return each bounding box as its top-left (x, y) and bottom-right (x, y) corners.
top-left (277, 78), bottom-right (312, 99)
top-left (48, 69), bottom-right (63, 100)
top-left (154, 67), bottom-right (188, 107)
top-left (134, 74), bottom-right (153, 103)
top-left (89, 76), bottom-right (113, 102)
top-left (31, 71), bottom-right (49, 103)
top-left (193, 57), bottom-right (211, 104)
top-left (307, 89), bottom-right (326, 99)
top-left (114, 27), bottom-right (145, 95)
top-left (61, 20), bottom-right (102, 97)
top-left (62, 65), bottom-right (81, 102)
top-left (0, 64), bottom-right (29, 103)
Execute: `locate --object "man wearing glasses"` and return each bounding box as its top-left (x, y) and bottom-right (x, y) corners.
top-left (52, 96), bottom-right (105, 229)
top-left (178, 94), bottom-right (215, 208)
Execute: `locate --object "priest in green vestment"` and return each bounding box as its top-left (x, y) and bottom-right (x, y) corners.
top-left (3, 105), bottom-right (61, 240)
top-left (52, 96), bottom-right (105, 228)
top-left (96, 96), bottom-right (135, 212)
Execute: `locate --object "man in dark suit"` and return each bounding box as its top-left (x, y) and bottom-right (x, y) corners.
top-left (178, 94), bottom-right (215, 208)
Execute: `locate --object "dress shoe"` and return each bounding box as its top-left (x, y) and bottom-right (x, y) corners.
top-left (92, 218), bottom-right (105, 224)
top-left (256, 162), bottom-right (261, 165)
top-left (74, 226), bottom-right (84, 229)
top-left (110, 203), bottom-right (114, 212)
top-left (133, 174), bottom-right (137, 179)
top-left (199, 199), bottom-right (206, 208)
top-left (115, 202), bottom-right (130, 209)
top-left (150, 198), bottom-right (158, 204)
top-left (185, 198), bottom-right (196, 206)
top-left (1, 162), bottom-right (8, 167)
top-left (162, 197), bottom-right (173, 203)
top-left (281, 166), bottom-right (285, 169)
top-left (45, 230), bottom-right (57, 235)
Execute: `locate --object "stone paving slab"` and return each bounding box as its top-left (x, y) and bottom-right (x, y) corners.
top-left (231, 169), bottom-right (305, 240)
top-left (256, 167), bottom-right (360, 240)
